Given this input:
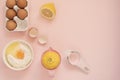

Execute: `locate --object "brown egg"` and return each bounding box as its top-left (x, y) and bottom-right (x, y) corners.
top-left (6, 0), bottom-right (16, 9)
top-left (6, 20), bottom-right (17, 31)
top-left (17, 9), bottom-right (28, 20)
top-left (17, 0), bottom-right (27, 9)
top-left (6, 9), bottom-right (16, 20)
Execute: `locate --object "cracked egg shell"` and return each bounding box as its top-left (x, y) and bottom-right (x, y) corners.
top-left (17, 9), bottom-right (28, 20)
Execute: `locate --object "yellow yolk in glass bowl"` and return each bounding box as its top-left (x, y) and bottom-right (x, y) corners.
top-left (41, 48), bottom-right (61, 70)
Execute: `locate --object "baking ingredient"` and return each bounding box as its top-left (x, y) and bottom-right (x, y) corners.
top-left (6, 0), bottom-right (16, 9)
top-left (28, 27), bottom-right (38, 38)
top-left (41, 48), bottom-right (61, 70)
top-left (6, 9), bottom-right (16, 20)
top-left (16, 49), bottom-right (24, 59)
top-left (14, 17), bottom-right (27, 30)
top-left (40, 3), bottom-right (56, 20)
top-left (17, 9), bottom-right (28, 20)
top-left (5, 41), bottom-right (33, 69)
top-left (38, 36), bottom-right (47, 45)
top-left (6, 20), bottom-right (17, 31)
top-left (17, 0), bottom-right (27, 9)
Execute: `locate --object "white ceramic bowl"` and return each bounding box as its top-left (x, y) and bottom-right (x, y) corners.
top-left (3, 40), bottom-right (34, 71)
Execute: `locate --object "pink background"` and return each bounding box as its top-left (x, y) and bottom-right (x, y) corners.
top-left (0, 0), bottom-right (120, 80)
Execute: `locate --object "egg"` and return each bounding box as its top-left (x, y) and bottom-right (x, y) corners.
top-left (6, 20), bottom-right (17, 31)
top-left (17, 9), bottom-right (28, 20)
top-left (6, 42), bottom-right (32, 68)
top-left (17, 0), bottom-right (27, 9)
top-left (38, 36), bottom-right (48, 45)
top-left (6, 0), bottom-right (16, 9)
top-left (6, 9), bottom-right (16, 20)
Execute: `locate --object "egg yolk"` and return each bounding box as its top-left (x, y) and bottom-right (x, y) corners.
top-left (16, 50), bottom-right (24, 59)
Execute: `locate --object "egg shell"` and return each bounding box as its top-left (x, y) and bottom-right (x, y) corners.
top-left (6, 9), bottom-right (16, 20)
top-left (41, 47), bottom-right (61, 70)
top-left (6, 0), bottom-right (16, 9)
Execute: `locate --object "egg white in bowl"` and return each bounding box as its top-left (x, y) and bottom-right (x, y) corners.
top-left (3, 40), bottom-right (34, 71)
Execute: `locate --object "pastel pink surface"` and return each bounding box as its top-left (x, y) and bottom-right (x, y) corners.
top-left (0, 0), bottom-right (120, 80)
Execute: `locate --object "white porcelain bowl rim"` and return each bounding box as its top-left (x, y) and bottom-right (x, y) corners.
top-left (3, 40), bottom-right (34, 71)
